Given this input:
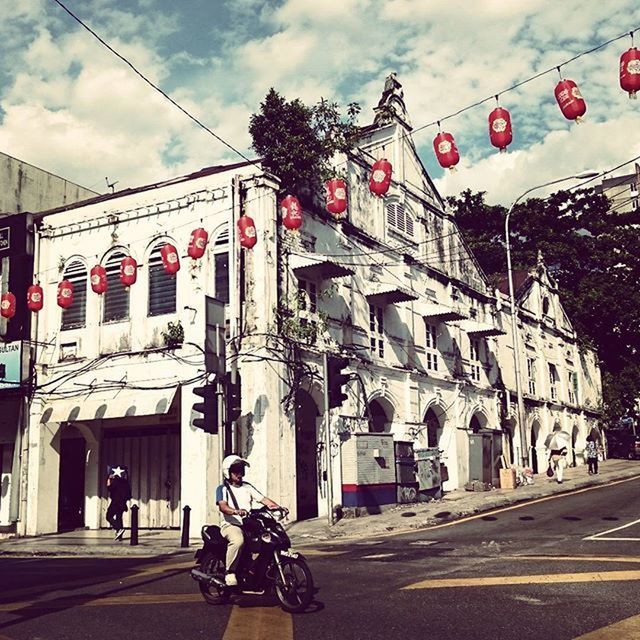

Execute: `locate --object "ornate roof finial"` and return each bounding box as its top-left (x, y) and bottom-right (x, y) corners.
top-left (374, 73), bottom-right (412, 129)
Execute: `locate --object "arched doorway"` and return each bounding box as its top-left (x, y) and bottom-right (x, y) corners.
top-left (295, 390), bottom-right (320, 520)
top-left (368, 397), bottom-right (394, 433)
top-left (58, 425), bottom-right (86, 531)
top-left (530, 421), bottom-right (541, 474)
top-left (424, 409), bottom-right (441, 447)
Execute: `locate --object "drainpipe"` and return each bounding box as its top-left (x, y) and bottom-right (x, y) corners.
top-left (16, 215), bottom-right (40, 536)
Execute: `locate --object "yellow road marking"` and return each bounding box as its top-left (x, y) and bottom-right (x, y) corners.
top-left (403, 569), bottom-right (640, 590)
top-left (339, 474), bottom-right (640, 542)
top-left (573, 612), bottom-right (640, 639)
top-left (222, 605), bottom-right (293, 640)
top-left (505, 555), bottom-right (640, 564)
top-left (0, 558), bottom-right (193, 604)
top-left (0, 593), bottom-right (202, 612)
top-left (299, 549), bottom-right (345, 557)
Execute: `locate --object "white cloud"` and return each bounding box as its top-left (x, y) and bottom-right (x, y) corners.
top-left (0, 0), bottom-right (638, 204)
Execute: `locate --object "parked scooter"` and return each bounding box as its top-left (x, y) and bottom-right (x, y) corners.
top-left (190, 506), bottom-right (314, 613)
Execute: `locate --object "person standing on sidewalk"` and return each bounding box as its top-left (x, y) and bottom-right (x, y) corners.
top-left (106, 465), bottom-right (132, 541)
top-left (585, 436), bottom-right (599, 475)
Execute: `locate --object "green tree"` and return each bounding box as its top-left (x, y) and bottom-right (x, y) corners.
top-left (449, 188), bottom-right (640, 426)
top-left (248, 88), bottom-right (360, 194)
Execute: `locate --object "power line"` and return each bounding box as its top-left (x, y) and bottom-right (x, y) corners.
top-left (50, 0), bottom-right (257, 166)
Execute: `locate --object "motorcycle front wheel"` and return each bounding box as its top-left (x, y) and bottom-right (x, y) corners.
top-left (198, 552), bottom-right (230, 605)
top-left (274, 556), bottom-right (314, 613)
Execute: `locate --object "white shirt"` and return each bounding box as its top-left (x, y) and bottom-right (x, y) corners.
top-left (216, 481), bottom-right (265, 526)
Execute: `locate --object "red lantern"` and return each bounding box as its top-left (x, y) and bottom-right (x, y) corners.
top-left (27, 284), bottom-right (44, 312)
top-left (281, 195), bottom-right (303, 231)
top-left (554, 78), bottom-right (586, 122)
top-left (488, 107), bottom-right (513, 152)
top-left (90, 265), bottom-right (107, 295)
top-left (120, 256), bottom-right (137, 287)
top-left (1, 292), bottom-right (16, 319)
top-left (188, 228), bottom-right (208, 259)
top-left (620, 48), bottom-right (640, 99)
top-left (433, 131), bottom-right (460, 170)
top-left (237, 215), bottom-right (257, 249)
top-left (325, 178), bottom-right (347, 216)
top-left (160, 243), bottom-right (180, 275)
top-left (57, 280), bottom-right (74, 309)
top-left (369, 159), bottom-right (393, 196)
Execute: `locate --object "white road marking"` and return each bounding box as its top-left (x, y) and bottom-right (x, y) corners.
top-left (361, 553), bottom-right (396, 559)
top-left (409, 540), bottom-right (438, 546)
top-left (583, 518), bottom-right (640, 541)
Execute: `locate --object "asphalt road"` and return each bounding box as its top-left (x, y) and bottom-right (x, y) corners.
top-left (3, 476), bottom-right (640, 639)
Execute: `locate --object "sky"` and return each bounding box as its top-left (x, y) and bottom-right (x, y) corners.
top-left (0, 0), bottom-right (638, 205)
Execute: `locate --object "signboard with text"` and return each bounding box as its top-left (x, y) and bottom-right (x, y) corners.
top-left (0, 341), bottom-right (23, 389)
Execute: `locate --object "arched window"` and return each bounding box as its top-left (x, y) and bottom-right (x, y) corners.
top-left (103, 251), bottom-right (129, 323)
top-left (542, 296), bottom-right (550, 316)
top-left (148, 242), bottom-right (177, 316)
top-left (213, 228), bottom-right (229, 304)
top-left (386, 202), bottom-right (415, 238)
top-left (61, 260), bottom-right (87, 330)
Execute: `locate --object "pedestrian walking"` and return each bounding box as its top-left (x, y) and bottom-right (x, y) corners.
top-left (585, 436), bottom-right (599, 475)
top-left (548, 447), bottom-right (568, 483)
top-left (544, 426), bottom-right (571, 484)
top-left (106, 465), bottom-right (132, 541)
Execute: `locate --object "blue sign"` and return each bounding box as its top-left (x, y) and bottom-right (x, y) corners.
top-left (0, 341), bottom-right (22, 389)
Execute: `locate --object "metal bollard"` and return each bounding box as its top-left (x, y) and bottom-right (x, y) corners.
top-left (181, 505), bottom-right (191, 548)
top-left (130, 504), bottom-right (139, 546)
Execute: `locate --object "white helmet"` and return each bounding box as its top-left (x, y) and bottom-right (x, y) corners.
top-left (222, 454), bottom-right (250, 479)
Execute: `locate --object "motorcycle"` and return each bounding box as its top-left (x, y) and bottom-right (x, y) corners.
top-left (190, 506), bottom-right (314, 613)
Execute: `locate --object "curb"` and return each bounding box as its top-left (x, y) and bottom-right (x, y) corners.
top-left (291, 470), bottom-right (640, 546)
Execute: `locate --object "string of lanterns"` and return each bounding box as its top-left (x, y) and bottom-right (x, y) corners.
top-left (1, 226), bottom-right (217, 317)
top-left (4, 39), bottom-right (637, 319)
top-left (433, 41), bottom-right (640, 170)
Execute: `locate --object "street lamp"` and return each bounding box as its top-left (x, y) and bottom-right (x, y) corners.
top-left (505, 171), bottom-right (599, 468)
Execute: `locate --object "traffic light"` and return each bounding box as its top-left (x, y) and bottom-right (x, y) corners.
top-left (327, 356), bottom-right (350, 409)
top-left (225, 373), bottom-right (242, 422)
top-left (192, 383), bottom-right (218, 434)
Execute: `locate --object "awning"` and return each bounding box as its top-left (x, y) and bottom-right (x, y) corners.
top-left (289, 254), bottom-right (355, 280)
top-left (365, 284), bottom-right (419, 306)
top-left (39, 386), bottom-right (179, 424)
top-left (458, 320), bottom-right (506, 338)
top-left (420, 303), bottom-right (468, 323)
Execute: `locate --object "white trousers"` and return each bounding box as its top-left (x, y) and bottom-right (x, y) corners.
top-left (220, 523), bottom-right (244, 572)
top-left (552, 457), bottom-right (565, 482)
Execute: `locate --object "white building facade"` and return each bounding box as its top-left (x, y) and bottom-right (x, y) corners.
top-left (17, 77), bottom-right (602, 536)
top-left (495, 257), bottom-right (602, 472)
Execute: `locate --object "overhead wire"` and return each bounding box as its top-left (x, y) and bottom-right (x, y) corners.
top-left (49, 0), bottom-right (257, 166)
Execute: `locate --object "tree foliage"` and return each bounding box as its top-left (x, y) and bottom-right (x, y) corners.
top-left (449, 187), bottom-right (640, 425)
top-left (248, 88), bottom-right (360, 194)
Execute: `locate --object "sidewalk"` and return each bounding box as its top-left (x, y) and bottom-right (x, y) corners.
top-left (2, 459), bottom-right (639, 557)
top-left (287, 458), bottom-right (640, 545)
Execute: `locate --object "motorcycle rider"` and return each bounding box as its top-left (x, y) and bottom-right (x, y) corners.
top-left (216, 454), bottom-right (287, 586)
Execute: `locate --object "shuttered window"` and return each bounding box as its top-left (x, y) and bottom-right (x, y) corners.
top-left (61, 260), bottom-right (87, 330)
top-left (214, 229), bottom-right (229, 304)
top-left (103, 251), bottom-right (130, 323)
top-left (148, 244), bottom-right (176, 316)
top-left (386, 202), bottom-right (414, 237)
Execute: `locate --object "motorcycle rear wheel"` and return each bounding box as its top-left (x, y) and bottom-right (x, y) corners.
top-left (274, 557), bottom-right (314, 613)
top-left (198, 552), bottom-right (230, 605)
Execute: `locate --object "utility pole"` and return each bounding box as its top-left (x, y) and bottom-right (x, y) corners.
top-left (322, 353), bottom-right (334, 526)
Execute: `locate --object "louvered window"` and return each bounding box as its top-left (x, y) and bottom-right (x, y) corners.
top-left (386, 202), bottom-right (414, 237)
top-left (148, 244), bottom-right (176, 316)
top-left (214, 229), bottom-right (229, 304)
top-left (103, 251), bottom-right (130, 323)
top-left (61, 260), bottom-right (87, 330)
